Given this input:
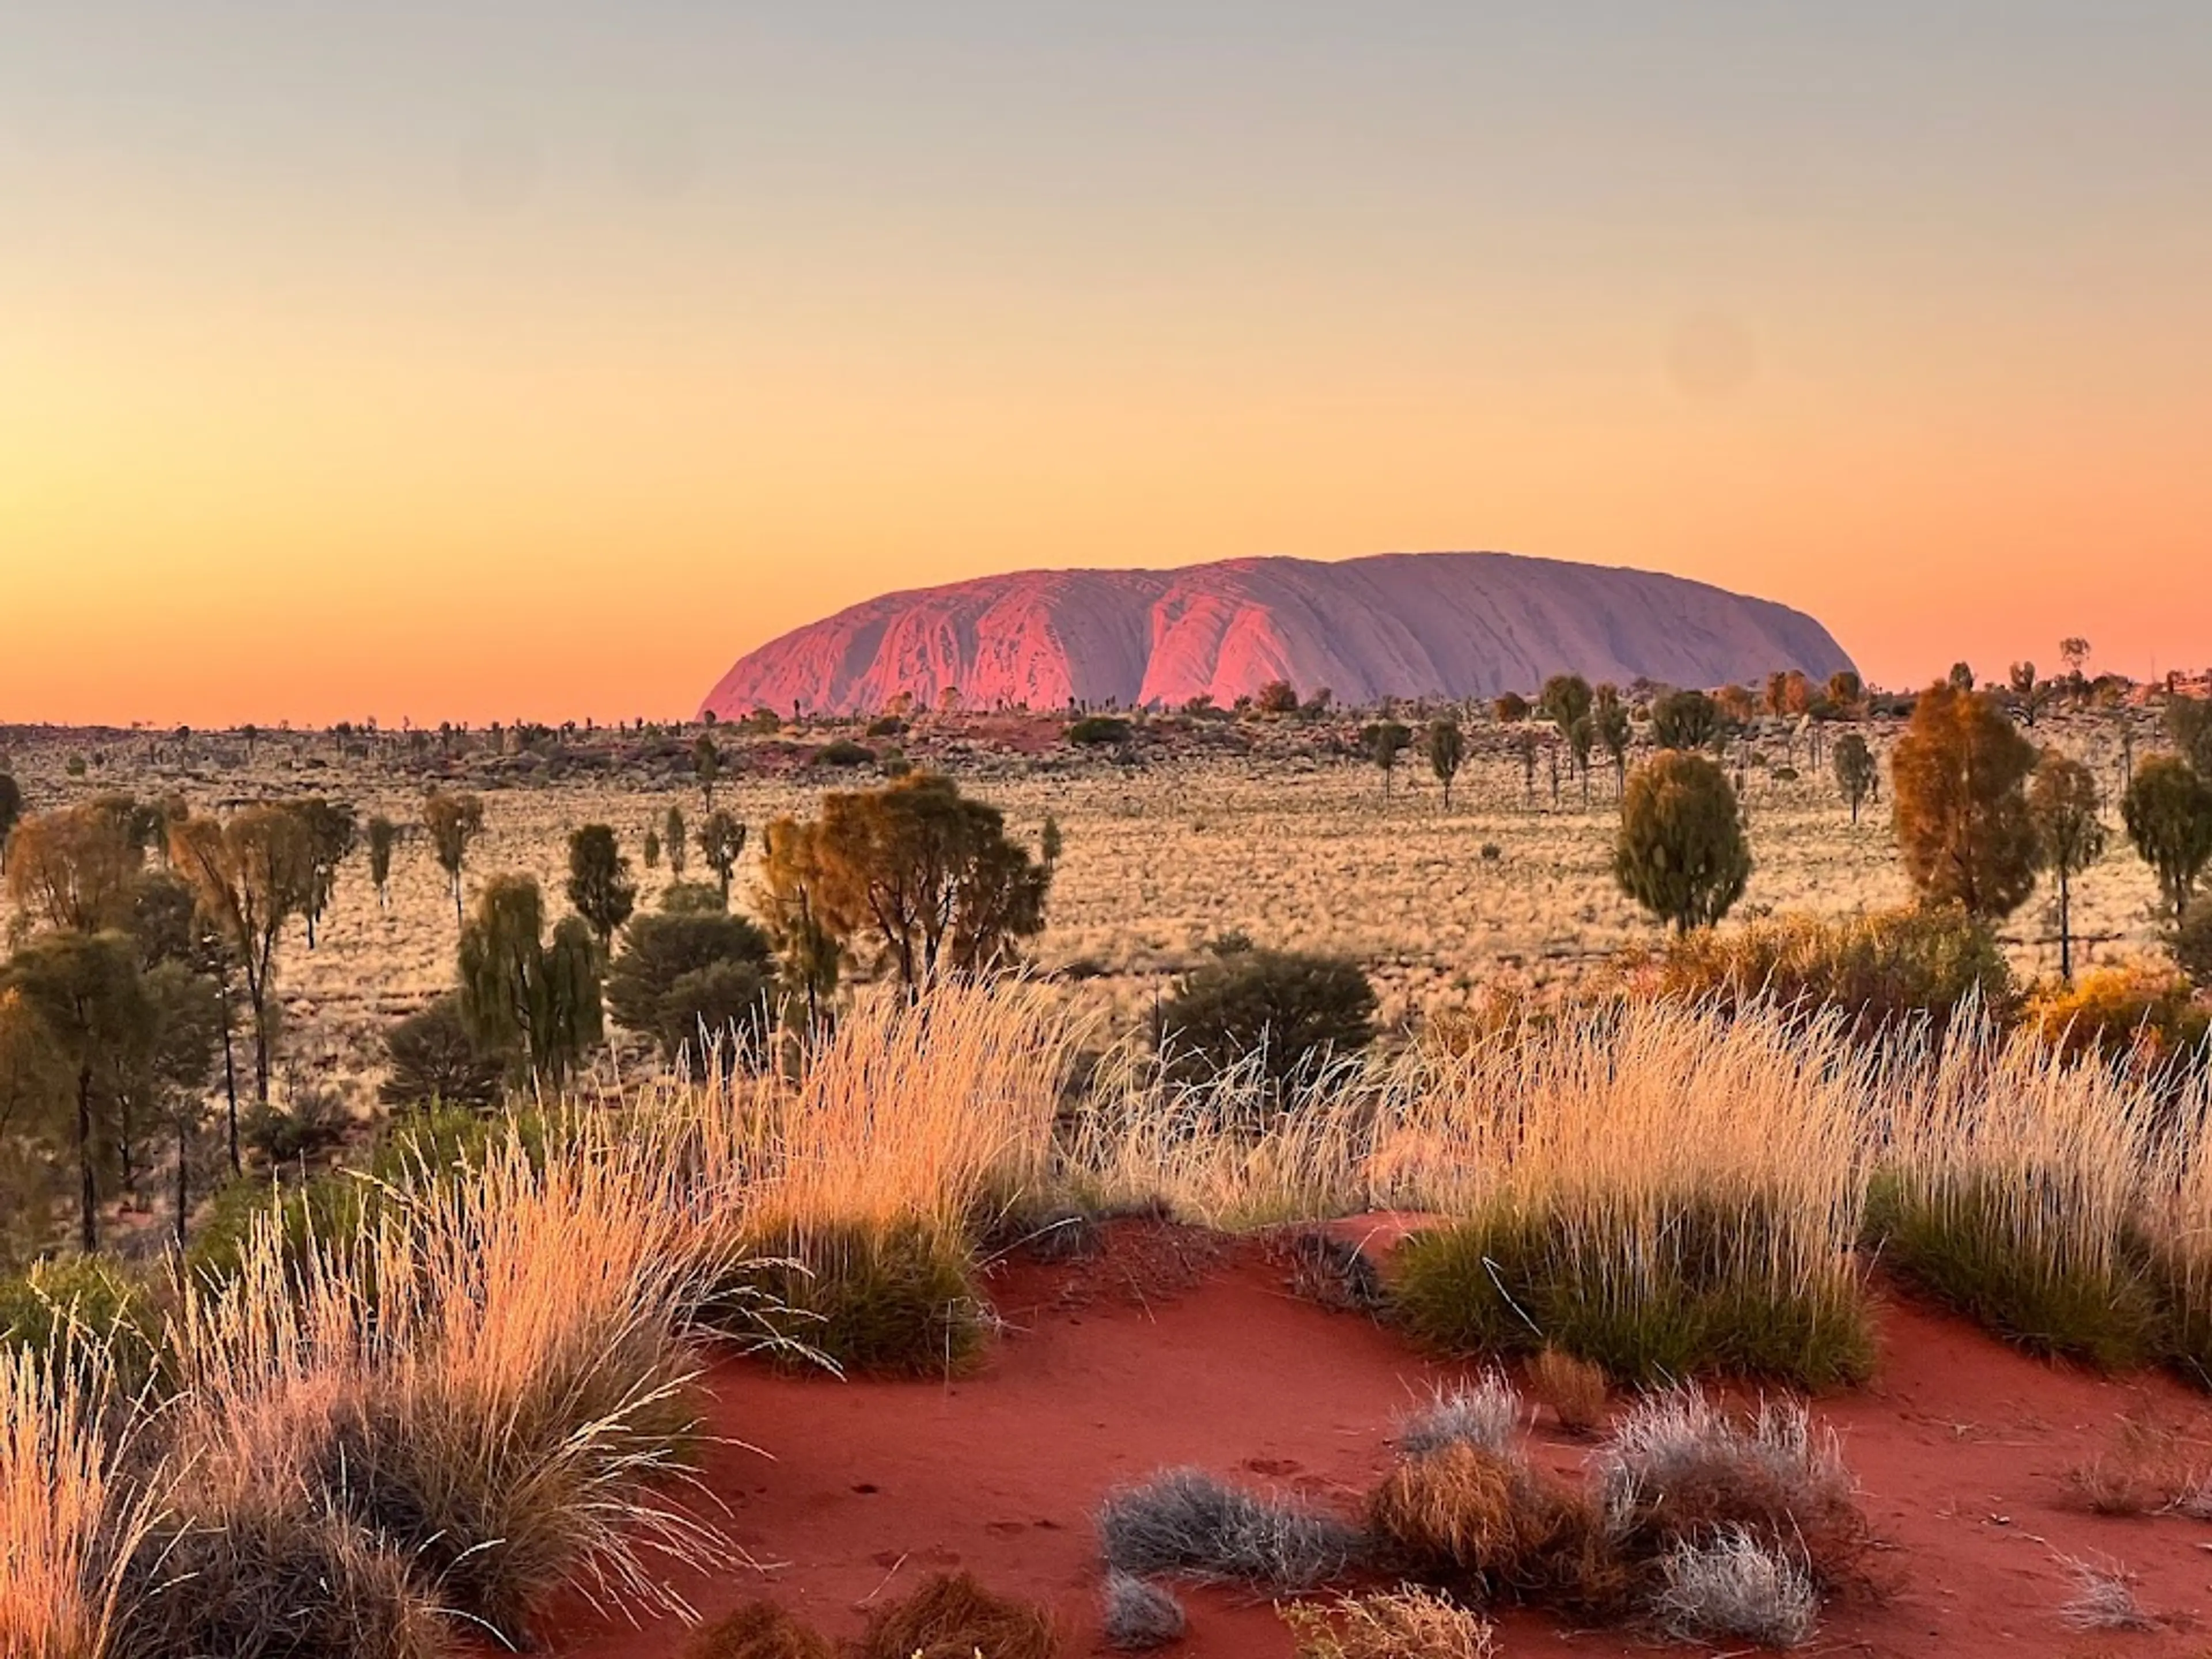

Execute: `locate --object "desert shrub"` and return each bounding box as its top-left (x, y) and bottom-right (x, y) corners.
top-left (1096, 1467), bottom-right (1366, 1592)
top-left (687, 1600), bottom-right (836, 1659)
top-left (1068, 715), bottom-right (1134, 747)
top-left (2175, 896), bottom-right (2212, 986)
top-left (240, 1088), bottom-right (352, 1166)
top-left (1628, 905), bottom-right (2015, 1039)
top-left (1869, 1020), bottom-right (2163, 1370)
top-left (1652, 1527), bottom-right (1820, 1648)
top-left (185, 1171), bottom-right (374, 1291)
top-left (1384, 1004), bottom-right (1874, 1387)
top-left (1395, 1373), bottom-right (1525, 1459)
top-left (2134, 1066), bottom-right (2212, 1383)
top-left (116, 1499), bottom-right (448, 1659)
top-left (0, 1256), bottom-right (165, 1393)
top-left (1593, 1388), bottom-right (1869, 1594)
top-left (865, 715), bottom-right (908, 738)
top-left (1099, 1569), bottom-right (1185, 1650)
top-left (813, 738), bottom-right (877, 768)
top-left (1156, 949), bottom-right (1377, 1090)
top-left (380, 994), bottom-right (504, 1109)
top-left (2024, 963), bottom-right (2209, 1070)
top-left (855, 1571), bottom-right (1057, 1659)
top-left (1370, 1441), bottom-right (1604, 1597)
top-left (606, 908), bottom-right (778, 1066)
top-left (1278, 1587), bottom-right (1497, 1659)
top-left (753, 1219), bottom-right (985, 1376)
top-left (1278, 1228), bottom-right (1387, 1313)
top-left (2057, 1552), bottom-right (2156, 1632)
top-left (1530, 1347), bottom-right (1609, 1436)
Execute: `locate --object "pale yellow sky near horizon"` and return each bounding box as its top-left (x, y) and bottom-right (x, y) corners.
top-left (3, 5), bottom-right (2207, 726)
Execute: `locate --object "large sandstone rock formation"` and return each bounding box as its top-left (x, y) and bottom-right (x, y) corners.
top-left (699, 551), bottom-right (1854, 716)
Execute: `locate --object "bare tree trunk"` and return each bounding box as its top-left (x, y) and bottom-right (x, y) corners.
top-left (2058, 868), bottom-right (2074, 983)
top-left (175, 1112), bottom-right (190, 1251)
top-left (220, 982), bottom-right (241, 1173)
top-left (77, 1066), bottom-right (97, 1253)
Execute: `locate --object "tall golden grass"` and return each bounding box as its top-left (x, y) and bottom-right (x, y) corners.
top-left (1, 1335), bottom-right (170, 1659)
top-left (6, 981), bottom-right (2211, 1658)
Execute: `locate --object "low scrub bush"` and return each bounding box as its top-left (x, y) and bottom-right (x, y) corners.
top-left (755, 1219), bottom-right (985, 1376)
top-left (2175, 896), bottom-right (2212, 986)
top-left (1156, 949), bottom-right (1378, 1092)
top-left (1530, 1347), bottom-right (1609, 1436)
top-left (812, 738), bottom-right (877, 768)
top-left (1395, 1373), bottom-right (1524, 1459)
top-left (0, 1255), bottom-right (166, 1394)
top-left (1652, 1527), bottom-right (1820, 1648)
top-left (1626, 905), bottom-right (2014, 1037)
top-left (1384, 1004), bottom-right (1874, 1387)
top-left (1096, 1467), bottom-right (1366, 1592)
top-left (1869, 1021), bottom-right (2162, 1370)
top-left (688, 1599), bottom-right (838, 1659)
top-left (2024, 963), bottom-right (2209, 1070)
top-left (1370, 1440), bottom-right (1611, 1605)
top-left (1067, 715), bottom-right (1134, 747)
top-left (1593, 1388), bottom-right (1870, 1594)
top-left (1099, 1569), bottom-right (1184, 1650)
top-left (380, 993), bottom-right (503, 1110)
top-left (1278, 1588), bottom-right (1497, 1659)
top-left (855, 1571), bottom-right (1057, 1659)
top-left (118, 1497), bottom-right (448, 1659)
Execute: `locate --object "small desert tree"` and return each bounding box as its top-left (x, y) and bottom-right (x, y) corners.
top-left (1595, 689), bottom-right (1633, 793)
top-left (1255, 680), bottom-right (1300, 716)
top-left (423, 790), bottom-right (486, 924)
top-left (692, 734), bottom-right (722, 812)
top-left (757, 816), bottom-right (843, 1030)
top-left (1539, 673), bottom-right (1593, 741)
top-left (168, 806), bottom-right (313, 1107)
top-left (1833, 733), bottom-right (1877, 824)
top-left (2122, 756), bottom-right (2212, 919)
top-left (1889, 681), bottom-right (2039, 921)
top-left (1567, 713), bottom-right (1597, 805)
top-left (763, 772), bottom-right (1052, 992)
top-left (1493, 691), bottom-right (1531, 724)
top-left (3, 803), bottom-right (144, 933)
top-left (1363, 720), bottom-right (1412, 802)
top-left (1426, 718), bottom-right (1465, 810)
top-left (2, 931), bottom-right (152, 1252)
top-left (366, 815), bottom-right (398, 910)
top-left (564, 823), bottom-right (637, 949)
top-left (2169, 696), bottom-right (2212, 777)
top-left (1614, 751), bottom-right (1752, 933)
top-left (642, 828), bottom-right (661, 870)
top-left (291, 797), bottom-right (357, 949)
top-left (2028, 751), bottom-right (2105, 982)
top-left (1650, 688), bottom-right (1721, 752)
top-left (1156, 948), bottom-right (1378, 1092)
top-left (664, 805), bottom-right (690, 881)
top-left (2009, 661), bottom-right (2044, 727)
top-left (696, 811), bottom-right (748, 905)
top-left (605, 907), bottom-right (777, 1066)
top-left (457, 874), bottom-right (603, 1089)
top-left (379, 995), bottom-right (503, 1110)
top-left (0, 772), bottom-right (22, 873)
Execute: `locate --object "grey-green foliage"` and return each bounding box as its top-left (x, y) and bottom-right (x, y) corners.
top-left (1615, 751), bottom-right (1753, 933)
top-left (456, 875), bottom-right (603, 1089)
top-left (2122, 755), bottom-right (2212, 918)
top-left (563, 823), bottom-right (637, 948)
top-left (1426, 718), bottom-right (1465, 809)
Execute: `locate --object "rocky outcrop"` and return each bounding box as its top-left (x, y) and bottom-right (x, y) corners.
top-left (699, 551), bottom-right (1855, 716)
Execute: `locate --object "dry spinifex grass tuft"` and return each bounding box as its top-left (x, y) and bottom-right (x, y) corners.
top-left (1278, 1586), bottom-right (1497, 1659)
top-left (1529, 1347), bottom-right (1609, 1436)
top-left (855, 1570), bottom-right (1058, 1659)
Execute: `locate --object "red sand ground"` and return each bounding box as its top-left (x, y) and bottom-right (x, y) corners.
top-left (549, 1221), bottom-right (2212, 1658)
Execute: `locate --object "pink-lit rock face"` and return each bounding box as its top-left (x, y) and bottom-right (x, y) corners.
top-left (699, 551), bottom-right (1855, 717)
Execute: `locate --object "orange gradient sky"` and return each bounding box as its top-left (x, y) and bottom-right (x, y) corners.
top-left (3, 5), bottom-right (2208, 727)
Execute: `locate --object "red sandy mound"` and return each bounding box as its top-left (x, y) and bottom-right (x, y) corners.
top-left (548, 1222), bottom-right (2212, 1658)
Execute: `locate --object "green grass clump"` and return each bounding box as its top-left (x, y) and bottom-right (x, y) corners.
top-left (756, 1221), bottom-right (988, 1376)
top-left (1391, 1200), bottom-right (1875, 1389)
top-left (0, 1255), bottom-right (167, 1393)
top-left (1866, 1170), bottom-right (2162, 1371)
